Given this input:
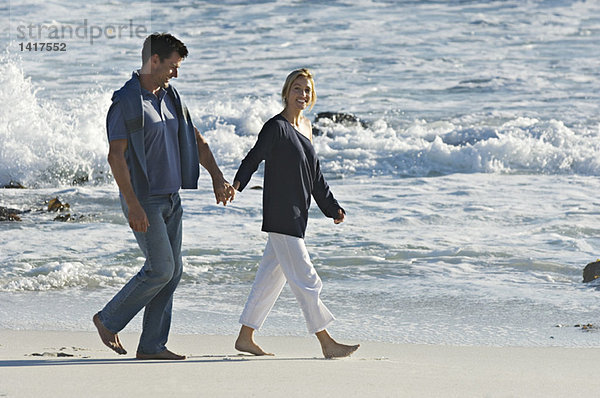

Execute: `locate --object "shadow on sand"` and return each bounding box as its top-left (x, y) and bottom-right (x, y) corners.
top-left (0, 354), bottom-right (326, 368)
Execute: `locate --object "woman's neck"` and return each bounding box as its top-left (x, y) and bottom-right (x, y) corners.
top-left (280, 108), bottom-right (303, 127)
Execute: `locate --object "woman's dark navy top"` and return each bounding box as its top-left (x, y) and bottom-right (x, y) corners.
top-left (234, 114), bottom-right (344, 238)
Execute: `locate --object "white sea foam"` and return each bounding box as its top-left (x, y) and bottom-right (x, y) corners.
top-left (0, 54), bottom-right (111, 187)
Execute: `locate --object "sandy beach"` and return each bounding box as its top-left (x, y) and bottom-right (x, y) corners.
top-left (0, 329), bottom-right (599, 397)
top-left (4, 1), bottom-right (600, 397)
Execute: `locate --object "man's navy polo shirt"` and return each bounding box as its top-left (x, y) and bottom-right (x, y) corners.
top-left (107, 87), bottom-right (182, 195)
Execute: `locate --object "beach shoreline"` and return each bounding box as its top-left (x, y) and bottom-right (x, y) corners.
top-left (1, 329), bottom-right (600, 397)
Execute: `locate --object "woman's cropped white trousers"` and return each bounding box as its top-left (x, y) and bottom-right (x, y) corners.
top-left (239, 232), bottom-right (335, 334)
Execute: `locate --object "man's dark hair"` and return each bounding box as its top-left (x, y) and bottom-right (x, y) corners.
top-left (142, 33), bottom-right (188, 64)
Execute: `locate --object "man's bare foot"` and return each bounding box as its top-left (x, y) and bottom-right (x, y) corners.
top-left (93, 312), bottom-right (127, 355)
top-left (235, 337), bottom-right (274, 356)
top-left (136, 349), bottom-right (186, 360)
top-left (321, 341), bottom-right (360, 359)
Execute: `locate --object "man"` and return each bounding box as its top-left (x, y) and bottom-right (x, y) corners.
top-left (93, 33), bottom-right (234, 360)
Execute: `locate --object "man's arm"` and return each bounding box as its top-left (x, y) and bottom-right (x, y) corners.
top-left (194, 127), bottom-right (234, 205)
top-left (107, 139), bottom-right (150, 232)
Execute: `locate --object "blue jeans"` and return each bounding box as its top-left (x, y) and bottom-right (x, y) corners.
top-left (98, 193), bottom-right (183, 355)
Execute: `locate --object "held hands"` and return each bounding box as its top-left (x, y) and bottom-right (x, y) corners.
top-left (334, 208), bottom-right (345, 224)
top-left (213, 177), bottom-right (236, 206)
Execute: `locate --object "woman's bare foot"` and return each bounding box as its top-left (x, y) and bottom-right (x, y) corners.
top-left (321, 341), bottom-right (360, 359)
top-left (235, 338), bottom-right (274, 356)
top-left (316, 329), bottom-right (360, 359)
top-left (93, 312), bottom-right (127, 355)
top-left (235, 325), bottom-right (274, 356)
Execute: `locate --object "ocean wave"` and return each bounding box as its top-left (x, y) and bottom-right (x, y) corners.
top-left (0, 55), bottom-right (112, 188)
top-left (2, 55), bottom-right (600, 189)
top-left (309, 116), bottom-right (600, 177)
top-left (0, 261), bottom-right (120, 292)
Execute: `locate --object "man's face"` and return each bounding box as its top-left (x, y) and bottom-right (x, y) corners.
top-left (152, 51), bottom-right (183, 89)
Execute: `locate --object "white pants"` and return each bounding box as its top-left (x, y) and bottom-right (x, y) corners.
top-left (239, 232), bottom-right (335, 334)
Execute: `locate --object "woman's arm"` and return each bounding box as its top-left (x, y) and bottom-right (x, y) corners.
top-left (233, 119), bottom-right (280, 192)
top-left (312, 157), bottom-right (346, 223)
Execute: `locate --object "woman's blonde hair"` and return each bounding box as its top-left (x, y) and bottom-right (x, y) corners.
top-left (281, 68), bottom-right (317, 111)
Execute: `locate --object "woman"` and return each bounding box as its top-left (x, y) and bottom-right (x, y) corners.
top-left (232, 69), bottom-right (359, 359)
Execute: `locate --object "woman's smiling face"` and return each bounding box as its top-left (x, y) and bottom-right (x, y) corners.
top-left (286, 76), bottom-right (313, 111)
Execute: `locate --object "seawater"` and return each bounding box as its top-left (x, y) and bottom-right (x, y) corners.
top-left (1, 0), bottom-right (600, 346)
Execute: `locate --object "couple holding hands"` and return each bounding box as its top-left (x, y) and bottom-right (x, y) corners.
top-left (93, 33), bottom-right (359, 360)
